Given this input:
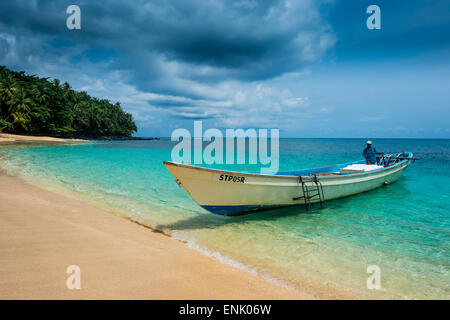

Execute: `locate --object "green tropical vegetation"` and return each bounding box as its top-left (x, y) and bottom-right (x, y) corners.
top-left (0, 66), bottom-right (137, 137)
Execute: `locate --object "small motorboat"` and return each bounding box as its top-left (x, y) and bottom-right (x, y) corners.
top-left (163, 152), bottom-right (417, 216)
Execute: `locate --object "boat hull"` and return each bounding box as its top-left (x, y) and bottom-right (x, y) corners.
top-left (163, 157), bottom-right (411, 215)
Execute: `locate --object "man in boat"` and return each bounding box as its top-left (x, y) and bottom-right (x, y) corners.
top-left (363, 141), bottom-right (377, 164)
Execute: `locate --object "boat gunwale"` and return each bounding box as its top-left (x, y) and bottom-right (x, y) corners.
top-left (163, 153), bottom-right (412, 180)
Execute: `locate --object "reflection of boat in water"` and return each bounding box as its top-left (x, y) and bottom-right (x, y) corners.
top-left (164, 152), bottom-right (416, 216)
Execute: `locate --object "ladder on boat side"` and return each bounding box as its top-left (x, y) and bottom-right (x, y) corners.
top-left (293, 174), bottom-right (324, 211)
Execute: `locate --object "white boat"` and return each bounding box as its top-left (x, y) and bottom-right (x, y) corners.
top-left (163, 152), bottom-right (415, 215)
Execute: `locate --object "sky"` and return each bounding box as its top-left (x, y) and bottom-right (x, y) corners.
top-left (0, 0), bottom-right (449, 138)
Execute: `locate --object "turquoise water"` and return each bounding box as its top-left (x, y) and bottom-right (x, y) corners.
top-left (0, 138), bottom-right (449, 298)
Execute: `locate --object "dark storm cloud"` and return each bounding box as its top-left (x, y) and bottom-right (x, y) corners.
top-left (1, 1), bottom-right (448, 138)
top-left (0, 0), bottom-right (333, 81)
top-left (0, 0), bottom-right (335, 133)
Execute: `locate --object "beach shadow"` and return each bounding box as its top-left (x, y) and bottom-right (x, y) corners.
top-left (156, 174), bottom-right (415, 232)
top-left (154, 204), bottom-right (322, 232)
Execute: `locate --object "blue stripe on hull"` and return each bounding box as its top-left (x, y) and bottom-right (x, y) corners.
top-left (201, 204), bottom-right (283, 216)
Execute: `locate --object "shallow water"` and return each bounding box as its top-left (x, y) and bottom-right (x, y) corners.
top-left (1, 138), bottom-right (449, 299)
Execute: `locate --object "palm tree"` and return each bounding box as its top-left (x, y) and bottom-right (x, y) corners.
top-left (6, 87), bottom-right (35, 131)
top-left (0, 66), bottom-right (137, 136)
top-left (0, 72), bottom-right (16, 126)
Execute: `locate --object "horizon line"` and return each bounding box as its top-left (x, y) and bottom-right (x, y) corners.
top-left (133, 136), bottom-right (450, 140)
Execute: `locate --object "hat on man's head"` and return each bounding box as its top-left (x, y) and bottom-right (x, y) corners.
top-left (366, 140), bottom-right (372, 144)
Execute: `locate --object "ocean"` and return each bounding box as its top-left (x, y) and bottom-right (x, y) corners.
top-left (0, 138), bottom-right (448, 299)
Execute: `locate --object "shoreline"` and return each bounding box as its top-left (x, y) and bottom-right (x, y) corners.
top-left (0, 170), bottom-right (310, 299)
top-left (0, 133), bottom-right (160, 144)
top-left (0, 134), bottom-right (382, 300)
top-left (0, 133), bottom-right (88, 145)
top-left (0, 135), bottom-right (312, 299)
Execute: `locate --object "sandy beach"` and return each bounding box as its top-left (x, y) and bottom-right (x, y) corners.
top-left (0, 134), bottom-right (308, 299)
top-left (0, 133), bottom-right (87, 145)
